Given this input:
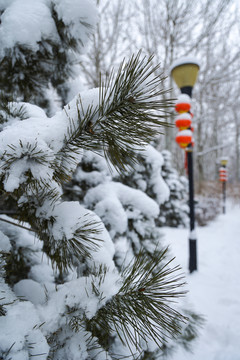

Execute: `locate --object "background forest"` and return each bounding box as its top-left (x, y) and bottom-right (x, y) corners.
top-left (80, 0), bottom-right (240, 191)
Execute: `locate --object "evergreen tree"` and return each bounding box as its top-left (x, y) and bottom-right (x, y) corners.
top-left (159, 150), bottom-right (189, 228)
top-left (0, 0), bottom-right (97, 111)
top-left (113, 146), bottom-right (189, 228)
top-left (64, 148), bottom-right (203, 359)
top-left (64, 149), bottom-right (164, 265)
top-left (113, 145), bottom-right (170, 206)
top-left (0, 1), bottom-right (202, 359)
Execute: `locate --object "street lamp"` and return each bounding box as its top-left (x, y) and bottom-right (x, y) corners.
top-left (171, 57), bottom-right (200, 273)
top-left (219, 157), bottom-right (228, 214)
top-left (171, 58), bottom-right (199, 97)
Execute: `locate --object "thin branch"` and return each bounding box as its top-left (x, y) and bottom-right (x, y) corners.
top-left (87, 249), bottom-right (187, 353)
top-left (197, 143), bottom-right (232, 157)
top-left (0, 216), bottom-right (35, 232)
top-left (0, 210), bottom-right (18, 215)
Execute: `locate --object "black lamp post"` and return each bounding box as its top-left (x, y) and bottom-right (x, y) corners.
top-left (171, 58), bottom-right (200, 273)
top-left (219, 157), bottom-right (228, 214)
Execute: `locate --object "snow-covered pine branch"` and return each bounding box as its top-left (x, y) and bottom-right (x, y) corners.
top-left (87, 249), bottom-right (187, 354)
top-left (0, 1), bottom-right (201, 359)
top-left (0, 0), bottom-right (97, 108)
top-left (0, 53), bottom-right (171, 271)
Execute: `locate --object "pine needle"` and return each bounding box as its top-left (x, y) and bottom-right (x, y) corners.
top-left (61, 51), bottom-right (173, 173)
top-left (87, 249), bottom-right (187, 354)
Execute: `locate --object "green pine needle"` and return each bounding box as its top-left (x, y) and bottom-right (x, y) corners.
top-left (41, 215), bottom-right (103, 273)
top-left (61, 51), bottom-right (173, 173)
top-left (87, 248), bottom-right (187, 354)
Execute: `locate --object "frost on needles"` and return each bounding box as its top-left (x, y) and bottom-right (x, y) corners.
top-left (0, 52), bottom-right (170, 268)
top-left (0, 1), bottom-right (200, 359)
top-left (0, 53), bottom-right (187, 357)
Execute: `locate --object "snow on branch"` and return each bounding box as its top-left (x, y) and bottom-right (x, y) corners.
top-left (87, 249), bottom-right (187, 353)
top-left (0, 52), bottom-right (171, 196)
top-left (196, 143), bottom-right (232, 157)
top-left (0, 52), bottom-right (171, 272)
top-left (63, 51), bottom-right (172, 171)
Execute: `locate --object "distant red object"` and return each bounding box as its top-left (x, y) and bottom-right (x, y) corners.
top-left (175, 102), bottom-right (191, 113)
top-left (175, 133), bottom-right (192, 148)
top-left (219, 168), bottom-right (227, 182)
top-left (175, 117), bottom-right (192, 129)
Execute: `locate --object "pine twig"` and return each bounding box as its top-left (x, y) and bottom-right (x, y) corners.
top-left (61, 51), bottom-right (173, 173)
top-left (0, 216), bottom-right (35, 232)
top-left (86, 248), bottom-right (187, 355)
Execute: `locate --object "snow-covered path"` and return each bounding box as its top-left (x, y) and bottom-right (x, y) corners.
top-left (162, 202), bottom-right (240, 360)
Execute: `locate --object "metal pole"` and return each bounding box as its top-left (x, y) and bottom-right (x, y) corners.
top-left (222, 180), bottom-right (226, 214)
top-left (181, 86), bottom-right (197, 273)
top-left (187, 149), bottom-right (197, 273)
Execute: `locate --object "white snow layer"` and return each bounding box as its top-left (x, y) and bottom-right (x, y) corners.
top-left (0, 0), bottom-right (57, 53)
top-left (162, 202), bottom-right (240, 360)
top-left (170, 56), bottom-right (200, 72)
top-left (0, 89), bottom-right (102, 193)
top-left (0, 230), bottom-right (11, 251)
top-left (54, 0), bottom-right (97, 44)
top-left (175, 112), bottom-right (192, 120)
top-left (0, 213), bottom-right (117, 359)
top-left (176, 129), bottom-right (192, 137)
top-left (84, 181), bottom-right (160, 236)
top-left (0, 301), bottom-right (49, 359)
top-left (13, 279), bottom-right (46, 305)
top-left (0, 0), bottom-right (97, 55)
top-left (143, 145), bottom-right (170, 204)
top-left (175, 94), bottom-right (191, 105)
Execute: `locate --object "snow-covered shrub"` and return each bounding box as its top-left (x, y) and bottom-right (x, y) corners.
top-left (114, 144), bottom-right (170, 205)
top-left (159, 150), bottom-right (189, 228)
top-left (0, 0), bottom-right (97, 111)
top-left (114, 147), bottom-right (189, 228)
top-left (64, 150), bottom-right (164, 268)
top-left (195, 195), bottom-right (221, 226)
top-left (0, 222), bottom-right (53, 359)
top-left (63, 148), bottom-right (203, 359)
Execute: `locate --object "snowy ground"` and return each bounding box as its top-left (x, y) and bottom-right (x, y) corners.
top-left (162, 201), bottom-right (240, 360)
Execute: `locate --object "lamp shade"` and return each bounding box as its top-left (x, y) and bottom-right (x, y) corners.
top-left (171, 57), bottom-right (200, 96)
top-left (220, 157), bottom-right (228, 166)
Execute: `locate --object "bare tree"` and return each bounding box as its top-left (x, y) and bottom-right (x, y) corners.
top-left (79, 0), bottom-right (133, 88)
top-left (193, 3), bottom-right (240, 187)
top-left (79, 0), bottom-right (240, 186)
